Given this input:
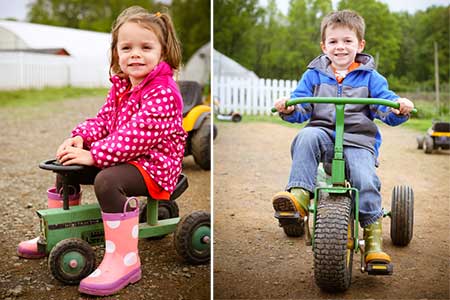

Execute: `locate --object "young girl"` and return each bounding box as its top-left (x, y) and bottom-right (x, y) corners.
top-left (17, 6), bottom-right (186, 296)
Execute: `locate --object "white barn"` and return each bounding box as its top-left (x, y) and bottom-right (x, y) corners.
top-left (0, 20), bottom-right (111, 90)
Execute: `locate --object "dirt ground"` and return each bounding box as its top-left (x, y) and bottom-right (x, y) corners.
top-left (213, 121), bottom-right (449, 300)
top-left (0, 97), bottom-right (211, 300)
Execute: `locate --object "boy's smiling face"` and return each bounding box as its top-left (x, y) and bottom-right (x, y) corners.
top-left (321, 25), bottom-right (365, 71)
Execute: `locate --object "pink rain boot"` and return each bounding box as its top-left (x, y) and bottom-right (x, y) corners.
top-left (17, 187), bottom-right (82, 258)
top-left (79, 198), bottom-right (141, 296)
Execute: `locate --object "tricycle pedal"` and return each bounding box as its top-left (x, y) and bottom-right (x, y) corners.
top-left (366, 262), bottom-right (393, 275)
top-left (275, 211), bottom-right (300, 226)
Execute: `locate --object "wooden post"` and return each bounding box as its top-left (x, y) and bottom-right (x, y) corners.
top-left (434, 41), bottom-right (440, 116)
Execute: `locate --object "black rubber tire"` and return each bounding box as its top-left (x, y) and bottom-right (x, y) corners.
top-left (314, 194), bottom-right (353, 292)
top-left (174, 211), bottom-right (210, 265)
top-left (213, 124), bottom-right (218, 140)
top-left (191, 114), bottom-right (211, 170)
top-left (416, 136), bottom-right (424, 149)
top-left (282, 219), bottom-right (305, 237)
top-left (139, 200), bottom-right (180, 223)
top-left (390, 185), bottom-right (414, 246)
top-left (423, 136), bottom-right (434, 154)
top-left (48, 238), bottom-right (96, 285)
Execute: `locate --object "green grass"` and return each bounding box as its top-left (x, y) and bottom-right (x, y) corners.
top-left (0, 87), bottom-right (108, 108)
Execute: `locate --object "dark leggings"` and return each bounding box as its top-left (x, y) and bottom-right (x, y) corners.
top-left (56, 164), bottom-right (148, 213)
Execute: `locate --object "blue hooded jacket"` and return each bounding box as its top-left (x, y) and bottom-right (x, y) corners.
top-left (281, 53), bottom-right (409, 157)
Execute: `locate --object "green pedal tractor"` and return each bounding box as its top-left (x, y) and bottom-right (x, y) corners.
top-left (272, 97), bottom-right (415, 292)
top-left (37, 159), bottom-right (210, 284)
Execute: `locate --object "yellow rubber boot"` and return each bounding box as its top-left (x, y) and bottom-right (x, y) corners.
top-left (272, 188), bottom-right (310, 218)
top-left (363, 218), bottom-right (391, 264)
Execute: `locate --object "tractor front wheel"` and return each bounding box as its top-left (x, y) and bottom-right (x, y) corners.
top-left (48, 238), bottom-right (96, 285)
top-left (314, 194), bottom-right (354, 292)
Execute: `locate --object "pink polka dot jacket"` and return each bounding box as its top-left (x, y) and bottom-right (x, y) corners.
top-left (71, 61), bottom-right (187, 195)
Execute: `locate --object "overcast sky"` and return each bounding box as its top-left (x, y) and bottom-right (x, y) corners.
top-left (0, 0), bottom-right (448, 21)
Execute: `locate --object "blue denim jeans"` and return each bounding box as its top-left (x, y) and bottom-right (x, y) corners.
top-left (287, 127), bottom-right (383, 227)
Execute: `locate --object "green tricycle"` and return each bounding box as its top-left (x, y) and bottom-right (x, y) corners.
top-left (272, 97), bottom-right (415, 292)
top-left (36, 159), bottom-right (210, 284)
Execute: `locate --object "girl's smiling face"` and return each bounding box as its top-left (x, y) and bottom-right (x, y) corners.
top-left (117, 22), bottom-right (162, 87)
top-left (321, 25), bottom-right (365, 71)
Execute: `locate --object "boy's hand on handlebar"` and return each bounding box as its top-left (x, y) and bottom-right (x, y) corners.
top-left (392, 98), bottom-right (414, 115)
top-left (58, 147), bottom-right (94, 166)
top-left (56, 136), bottom-right (84, 161)
top-left (274, 97), bottom-right (295, 114)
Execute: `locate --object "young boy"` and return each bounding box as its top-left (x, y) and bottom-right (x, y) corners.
top-left (272, 10), bottom-right (414, 267)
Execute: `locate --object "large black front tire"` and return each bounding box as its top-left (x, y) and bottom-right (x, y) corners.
top-left (314, 194), bottom-right (354, 292)
top-left (48, 238), bottom-right (96, 285)
top-left (191, 115), bottom-right (211, 170)
top-left (390, 185), bottom-right (414, 246)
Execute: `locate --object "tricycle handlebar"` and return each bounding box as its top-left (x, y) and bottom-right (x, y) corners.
top-left (271, 97), bottom-right (417, 114)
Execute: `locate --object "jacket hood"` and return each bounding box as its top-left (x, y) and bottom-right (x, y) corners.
top-left (308, 53), bottom-right (376, 74)
top-left (110, 61), bottom-right (173, 91)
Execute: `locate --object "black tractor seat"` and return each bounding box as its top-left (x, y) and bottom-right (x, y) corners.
top-left (178, 80), bottom-right (204, 116)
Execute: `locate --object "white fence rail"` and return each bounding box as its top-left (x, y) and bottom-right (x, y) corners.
top-left (213, 76), bottom-right (298, 115)
top-left (0, 52), bottom-right (110, 90)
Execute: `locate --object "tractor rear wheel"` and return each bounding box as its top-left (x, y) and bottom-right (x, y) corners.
top-left (390, 185), bottom-right (414, 246)
top-left (191, 114), bottom-right (211, 170)
top-left (423, 136), bottom-right (434, 154)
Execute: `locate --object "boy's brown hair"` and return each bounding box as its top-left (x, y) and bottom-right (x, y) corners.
top-left (320, 10), bottom-right (365, 42)
top-left (110, 6), bottom-right (182, 78)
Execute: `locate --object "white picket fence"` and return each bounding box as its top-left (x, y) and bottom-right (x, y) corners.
top-left (213, 76), bottom-right (298, 115)
top-left (0, 52), bottom-right (110, 90)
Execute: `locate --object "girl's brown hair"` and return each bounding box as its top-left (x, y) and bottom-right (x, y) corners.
top-left (109, 6), bottom-right (182, 78)
top-left (320, 10), bottom-right (365, 43)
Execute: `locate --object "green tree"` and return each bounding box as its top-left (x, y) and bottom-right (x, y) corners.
top-left (27, 0), bottom-right (209, 62)
top-left (28, 0), bottom-right (158, 32)
top-left (171, 0), bottom-right (210, 62)
top-left (213, 0), bottom-right (264, 69)
top-left (412, 6), bottom-right (449, 85)
top-left (283, 0), bottom-right (332, 79)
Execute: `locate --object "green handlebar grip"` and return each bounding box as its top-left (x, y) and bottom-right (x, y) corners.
top-left (270, 97), bottom-right (418, 114)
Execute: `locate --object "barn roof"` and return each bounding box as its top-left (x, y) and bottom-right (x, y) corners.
top-left (0, 20), bottom-right (111, 59)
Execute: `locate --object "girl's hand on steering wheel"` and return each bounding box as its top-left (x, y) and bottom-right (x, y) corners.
top-left (58, 147), bottom-right (94, 166)
top-left (56, 136), bottom-right (84, 161)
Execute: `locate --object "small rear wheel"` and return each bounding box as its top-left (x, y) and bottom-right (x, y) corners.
top-left (390, 185), bottom-right (414, 246)
top-left (423, 136), bottom-right (433, 154)
top-left (174, 211), bottom-right (210, 264)
top-left (282, 219), bottom-right (305, 237)
top-left (416, 136), bottom-right (424, 149)
top-left (48, 238), bottom-right (96, 285)
top-left (314, 194), bottom-right (354, 292)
